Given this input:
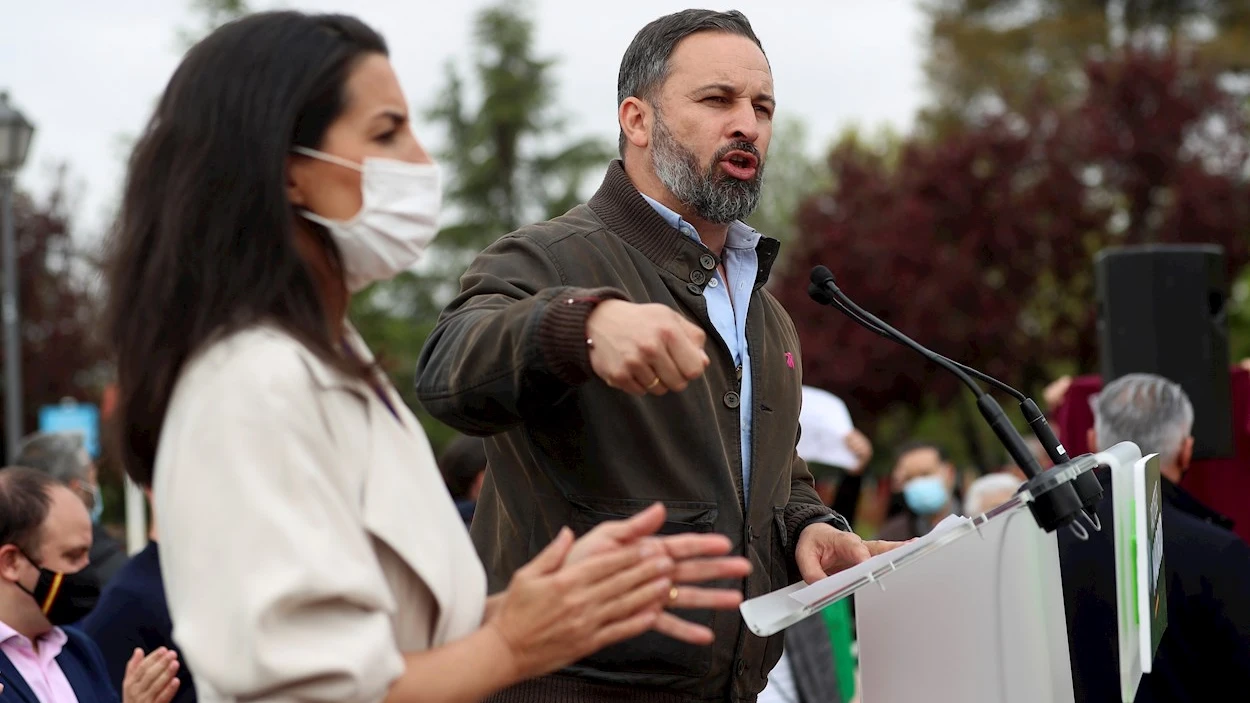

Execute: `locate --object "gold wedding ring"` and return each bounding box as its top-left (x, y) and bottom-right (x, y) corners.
top-left (668, 586), bottom-right (679, 604)
top-left (646, 377), bottom-right (661, 390)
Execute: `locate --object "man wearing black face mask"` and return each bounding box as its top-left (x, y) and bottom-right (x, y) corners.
top-left (0, 467), bottom-right (180, 703)
top-left (16, 432), bottom-right (129, 588)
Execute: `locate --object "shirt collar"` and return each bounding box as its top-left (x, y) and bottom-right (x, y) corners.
top-left (0, 620), bottom-right (66, 650)
top-left (0, 620), bottom-right (21, 646)
top-left (638, 194), bottom-right (763, 251)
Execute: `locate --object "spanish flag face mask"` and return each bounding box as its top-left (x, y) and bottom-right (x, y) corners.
top-left (16, 550), bottom-right (101, 625)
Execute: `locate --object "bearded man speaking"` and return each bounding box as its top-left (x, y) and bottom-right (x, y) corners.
top-left (416, 9), bottom-right (900, 702)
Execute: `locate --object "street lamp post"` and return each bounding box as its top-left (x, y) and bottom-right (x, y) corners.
top-left (0, 92), bottom-right (36, 463)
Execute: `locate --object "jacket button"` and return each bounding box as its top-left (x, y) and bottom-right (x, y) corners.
top-left (700, 254), bottom-right (716, 270)
top-left (724, 391), bottom-right (741, 409)
top-left (735, 660), bottom-right (747, 676)
top-left (687, 283), bottom-right (703, 295)
top-left (690, 269), bottom-right (707, 285)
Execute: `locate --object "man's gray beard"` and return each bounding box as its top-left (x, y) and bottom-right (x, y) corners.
top-left (650, 113), bottom-right (764, 224)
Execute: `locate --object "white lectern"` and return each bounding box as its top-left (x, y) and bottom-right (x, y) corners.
top-left (741, 442), bottom-right (1147, 703)
top-left (855, 494), bottom-right (1072, 702)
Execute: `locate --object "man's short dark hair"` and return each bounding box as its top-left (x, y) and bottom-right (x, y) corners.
top-left (616, 9), bottom-right (766, 155)
top-left (438, 436), bottom-right (488, 501)
top-left (0, 467), bottom-right (60, 560)
top-left (893, 440), bottom-right (950, 464)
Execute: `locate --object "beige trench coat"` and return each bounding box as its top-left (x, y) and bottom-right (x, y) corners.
top-left (152, 325), bottom-right (486, 702)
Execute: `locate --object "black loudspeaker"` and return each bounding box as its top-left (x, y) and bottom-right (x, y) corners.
top-left (1095, 244), bottom-right (1233, 460)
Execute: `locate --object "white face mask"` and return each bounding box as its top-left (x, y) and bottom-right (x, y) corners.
top-left (292, 146), bottom-right (441, 292)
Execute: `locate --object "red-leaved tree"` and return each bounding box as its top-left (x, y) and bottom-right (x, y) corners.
top-left (774, 49), bottom-right (1250, 464)
top-left (0, 167), bottom-right (110, 450)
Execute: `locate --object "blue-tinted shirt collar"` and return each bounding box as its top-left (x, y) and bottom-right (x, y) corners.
top-left (639, 194), bottom-right (762, 251)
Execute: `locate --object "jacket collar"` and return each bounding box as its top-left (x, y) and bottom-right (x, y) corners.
top-left (1163, 478), bottom-right (1235, 530)
top-left (285, 322), bottom-right (375, 396)
top-left (0, 631), bottom-right (99, 703)
top-left (56, 643), bottom-right (99, 703)
top-left (587, 160), bottom-right (781, 292)
top-left (1091, 468), bottom-right (1236, 532)
top-left (0, 650), bottom-right (37, 703)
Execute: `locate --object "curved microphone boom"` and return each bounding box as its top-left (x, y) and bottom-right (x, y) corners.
top-left (807, 282), bottom-right (1027, 402)
top-left (808, 280), bottom-right (1073, 467)
top-left (807, 265), bottom-right (1089, 532)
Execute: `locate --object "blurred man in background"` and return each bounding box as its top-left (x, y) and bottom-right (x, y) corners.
top-left (437, 435), bottom-right (488, 527)
top-left (996, 436), bottom-right (1048, 481)
top-left (962, 472), bottom-right (1023, 517)
top-left (15, 432), bottom-right (127, 587)
top-left (878, 441), bottom-right (960, 541)
top-left (80, 488), bottom-right (196, 702)
top-left (1060, 373), bottom-right (1250, 702)
top-left (0, 467), bottom-right (179, 702)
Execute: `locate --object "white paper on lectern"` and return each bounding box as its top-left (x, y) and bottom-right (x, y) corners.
top-left (738, 582), bottom-right (809, 637)
top-left (796, 386), bottom-right (858, 469)
top-left (739, 514), bottom-right (974, 637)
top-left (791, 514), bottom-right (971, 607)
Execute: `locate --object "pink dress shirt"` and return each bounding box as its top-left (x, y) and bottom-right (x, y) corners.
top-left (0, 621), bottom-right (79, 702)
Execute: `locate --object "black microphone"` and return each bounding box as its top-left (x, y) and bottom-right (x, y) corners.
top-left (808, 282), bottom-right (1070, 466)
top-left (807, 277), bottom-right (1103, 524)
top-left (808, 266), bottom-right (1087, 532)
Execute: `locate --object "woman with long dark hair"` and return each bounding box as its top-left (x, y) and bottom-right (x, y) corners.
top-left (103, 11), bottom-right (750, 702)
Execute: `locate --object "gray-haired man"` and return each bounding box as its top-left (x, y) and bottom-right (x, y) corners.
top-left (1060, 373), bottom-right (1250, 701)
top-left (14, 432), bottom-right (128, 587)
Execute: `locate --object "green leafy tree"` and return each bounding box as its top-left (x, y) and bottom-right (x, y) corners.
top-left (425, 1), bottom-right (611, 277)
top-left (1232, 268), bottom-right (1250, 363)
top-left (922, 0), bottom-right (1250, 132)
top-left (367, 1), bottom-right (613, 450)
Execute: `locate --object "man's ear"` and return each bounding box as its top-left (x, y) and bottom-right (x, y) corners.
top-left (1087, 428), bottom-right (1098, 453)
top-left (619, 96), bottom-right (654, 152)
top-left (0, 544), bottom-right (26, 582)
top-left (1177, 436), bottom-right (1195, 473)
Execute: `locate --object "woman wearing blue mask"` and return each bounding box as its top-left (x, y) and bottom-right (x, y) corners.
top-left (102, 11), bottom-right (750, 702)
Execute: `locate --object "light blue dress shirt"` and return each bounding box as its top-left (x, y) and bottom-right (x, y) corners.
top-left (641, 194), bottom-right (761, 505)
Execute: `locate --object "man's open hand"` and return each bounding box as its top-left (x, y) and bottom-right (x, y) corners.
top-left (794, 522), bottom-right (905, 584)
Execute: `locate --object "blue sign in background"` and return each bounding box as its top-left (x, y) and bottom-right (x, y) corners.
top-left (38, 403), bottom-right (101, 458)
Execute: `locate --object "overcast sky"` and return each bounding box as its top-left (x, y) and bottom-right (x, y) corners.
top-left (0, 0), bottom-right (928, 241)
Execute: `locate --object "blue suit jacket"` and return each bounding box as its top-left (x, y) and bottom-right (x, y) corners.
top-left (0, 626), bottom-right (118, 702)
top-left (78, 542), bottom-right (195, 702)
